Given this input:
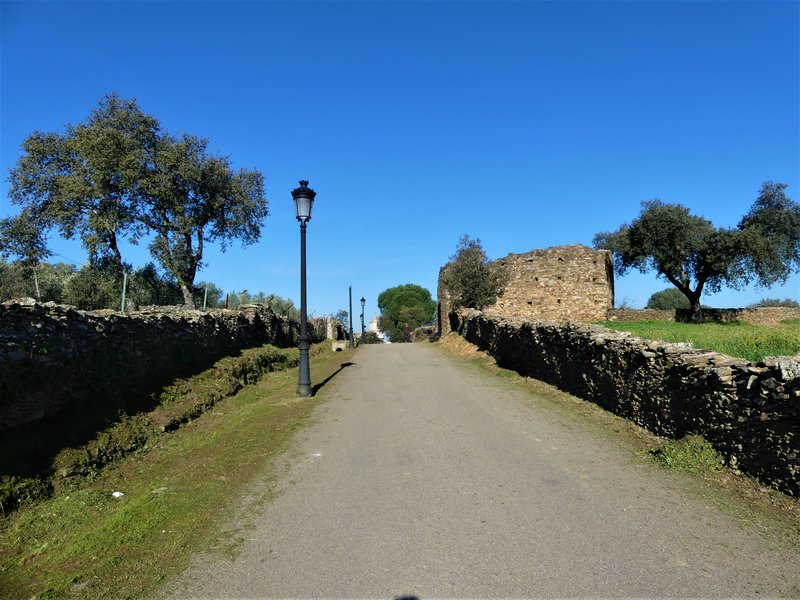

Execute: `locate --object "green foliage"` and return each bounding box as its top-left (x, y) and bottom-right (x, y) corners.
top-left (594, 182), bottom-right (800, 321)
top-left (333, 309), bottom-right (349, 326)
top-left (62, 260), bottom-right (121, 310)
top-left (748, 298), bottom-right (800, 308)
top-left (0, 260), bottom-right (75, 303)
top-left (440, 235), bottom-right (508, 310)
top-left (0, 212), bottom-right (54, 300)
top-left (594, 200), bottom-right (734, 319)
top-left (194, 281), bottom-right (224, 308)
top-left (646, 288), bottom-right (691, 310)
top-left (648, 435), bottom-right (724, 474)
top-left (737, 182), bottom-right (800, 288)
top-left (126, 262), bottom-right (181, 307)
top-left (8, 93), bottom-right (158, 274)
top-left (0, 257), bottom-right (279, 313)
top-left (599, 320), bottom-right (800, 362)
top-left (360, 331), bottom-right (383, 344)
top-left (6, 93), bottom-right (269, 307)
top-left (0, 209), bottom-right (51, 268)
top-left (268, 295), bottom-right (300, 322)
top-left (140, 134), bottom-right (268, 308)
top-left (225, 290), bottom-right (299, 320)
top-left (377, 283), bottom-right (436, 343)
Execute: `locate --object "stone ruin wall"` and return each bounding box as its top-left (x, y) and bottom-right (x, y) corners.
top-left (438, 244), bottom-right (614, 335)
top-left (491, 244), bottom-right (614, 322)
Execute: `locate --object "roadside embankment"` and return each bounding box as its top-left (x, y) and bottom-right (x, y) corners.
top-left (0, 299), bottom-right (342, 510)
top-left (450, 309), bottom-right (800, 496)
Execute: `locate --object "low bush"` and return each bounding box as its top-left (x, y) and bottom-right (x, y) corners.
top-left (648, 435), bottom-right (724, 474)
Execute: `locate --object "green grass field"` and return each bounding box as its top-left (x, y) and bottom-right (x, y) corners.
top-left (598, 319), bottom-right (800, 362)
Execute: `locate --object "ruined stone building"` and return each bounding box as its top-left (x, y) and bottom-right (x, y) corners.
top-left (438, 244), bottom-right (614, 334)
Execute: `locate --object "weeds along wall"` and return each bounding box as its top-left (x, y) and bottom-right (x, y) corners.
top-left (451, 309), bottom-right (800, 496)
top-left (0, 299), bottom-right (336, 430)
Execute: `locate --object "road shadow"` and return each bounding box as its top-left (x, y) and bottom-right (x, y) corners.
top-left (313, 362), bottom-right (355, 394)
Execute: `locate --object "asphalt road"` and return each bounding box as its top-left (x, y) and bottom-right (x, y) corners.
top-left (169, 343), bottom-right (800, 598)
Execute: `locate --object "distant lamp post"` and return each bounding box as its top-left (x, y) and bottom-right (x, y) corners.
top-left (292, 180), bottom-right (316, 397)
top-left (360, 297), bottom-right (366, 341)
top-left (349, 286), bottom-right (354, 348)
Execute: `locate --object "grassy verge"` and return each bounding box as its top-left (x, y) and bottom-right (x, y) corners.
top-left (435, 334), bottom-right (800, 551)
top-left (1, 344), bottom-right (303, 511)
top-left (597, 319), bottom-right (800, 362)
top-left (0, 344), bottom-right (355, 599)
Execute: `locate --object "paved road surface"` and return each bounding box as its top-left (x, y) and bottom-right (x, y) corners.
top-left (170, 343), bottom-right (800, 598)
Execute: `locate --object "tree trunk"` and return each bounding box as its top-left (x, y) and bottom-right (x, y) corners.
top-left (108, 235), bottom-right (123, 276)
top-left (180, 282), bottom-right (196, 309)
top-left (32, 266), bottom-right (41, 300)
top-left (688, 295), bottom-right (703, 323)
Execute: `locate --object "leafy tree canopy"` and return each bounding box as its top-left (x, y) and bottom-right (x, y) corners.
top-left (645, 288), bottom-right (691, 310)
top-left (440, 235), bottom-right (508, 310)
top-left (8, 93), bottom-right (158, 274)
top-left (736, 182), bottom-right (800, 287)
top-left (0, 210), bottom-right (53, 299)
top-left (360, 331), bottom-right (383, 344)
top-left (140, 133), bottom-right (267, 308)
top-left (377, 284), bottom-right (436, 343)
top-left (0, 259), bottom-right (74, 303)
top-left (226, 290), bottom-right (299, 321)
top-left (6, 92), bottom-right (268, 308)
top-left (594, 182), bottom-right (800, 321)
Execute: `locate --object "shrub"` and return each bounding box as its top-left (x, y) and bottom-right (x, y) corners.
top-left (646, 288), bottom-right (691, 310)
top-left (648, 435), bottom-right (724, 474)
top-left (441, 235), bottom-right (508, 310)
top-left (748, 298), bottom-right (800, 308)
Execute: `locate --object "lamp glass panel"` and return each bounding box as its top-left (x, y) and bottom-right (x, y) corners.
top-left (294, 196), bottom-right (312, 220)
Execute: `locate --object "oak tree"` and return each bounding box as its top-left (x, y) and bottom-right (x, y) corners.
top-left (440, 235), bottom-right (507, 310)
top-left (140, 133), bottom-right (267, 308)
top-left (7, 93), bottom-right (158, 275)
top-left (377, 284), bottom-right (436, 343)
top-left (594, 182), bottom-right (800, 321)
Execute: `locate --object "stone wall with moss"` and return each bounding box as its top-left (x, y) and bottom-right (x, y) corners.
top-left (0, 299), bottom-right (339, 430)
top-left (451, 308), bottom-right (800, 496)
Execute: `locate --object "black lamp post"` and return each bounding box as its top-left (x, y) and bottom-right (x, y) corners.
top-left (360, 297), bottom-right (366, 341)
top-left (292, 180), bottom-right (316, 397)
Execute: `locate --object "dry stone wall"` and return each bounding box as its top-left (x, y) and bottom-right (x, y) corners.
top-left (451, 309), bottom-right (800, 496)
top-left (682, 307), bottom-right (800, 325)
top-left (609, 307), bottom-right (800, 325)
top-left (0, 299), bottom-right (335, 430)
top-left (607, 309), bottom-right (676, 322)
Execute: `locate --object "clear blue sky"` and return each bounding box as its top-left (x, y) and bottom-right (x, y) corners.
top-left (2, 1), bottom-right (798, 319)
